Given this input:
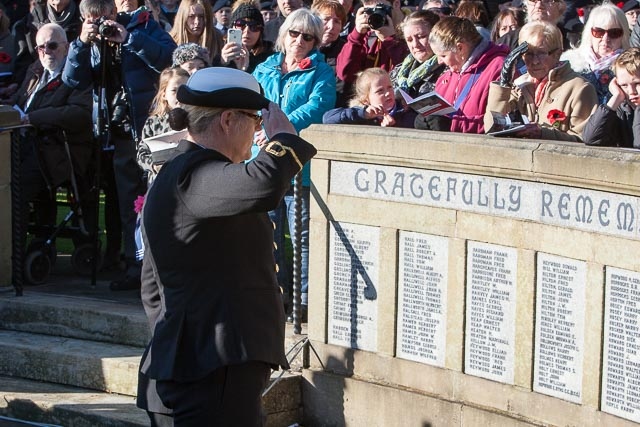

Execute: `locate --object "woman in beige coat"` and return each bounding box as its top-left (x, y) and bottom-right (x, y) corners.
top-left (484, 21), bottom-right (598, 141)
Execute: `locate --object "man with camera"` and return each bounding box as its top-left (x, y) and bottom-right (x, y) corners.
top-left (63, 0), bottom-right (176, 291)
top-left (336, 0), bottom-right (407, 86)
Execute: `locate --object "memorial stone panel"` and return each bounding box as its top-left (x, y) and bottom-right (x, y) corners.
top-left (464, 242), bottom-right (518, 384)
top-left (396, 231), bottom-right (449, 366)
top-left (602, 267), bottom-right (640, 423)
top-left (534, 253), bottom-right (586, 404)
top-left (328, 222), bottom-right (379, 352)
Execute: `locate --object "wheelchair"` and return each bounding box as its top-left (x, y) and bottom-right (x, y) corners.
top-left (17, 126), bottom-right (102, 285)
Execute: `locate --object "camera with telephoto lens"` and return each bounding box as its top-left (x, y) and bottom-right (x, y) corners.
top-left (364, 4), bottom-right (393, 30)
top-left (96, 16), bottom-right (117, 38)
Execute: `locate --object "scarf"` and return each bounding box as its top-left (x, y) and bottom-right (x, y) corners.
top-left (587, 47), bottom-right (623, 75)
top-left (394, 54), bottom-right (440, 91)
top-left (47, 1), bottom-right (78, 30)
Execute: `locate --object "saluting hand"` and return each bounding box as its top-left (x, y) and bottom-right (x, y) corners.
top-left (261, 102), bottom-right (296, 140)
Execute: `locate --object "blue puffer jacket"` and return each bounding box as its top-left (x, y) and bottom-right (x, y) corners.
top-left (63, 8), bottom-right (176, 139)
top-left (252, 49), bottom-right (336, 185)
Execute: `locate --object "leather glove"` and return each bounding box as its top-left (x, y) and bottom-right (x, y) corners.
top-left (498, 42), bottom-right (528, 88)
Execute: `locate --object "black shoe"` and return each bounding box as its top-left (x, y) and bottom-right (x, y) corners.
top-left (287, 305), bottom-right (308, 323)
top-left (109, 275), bottom-right (141, 291)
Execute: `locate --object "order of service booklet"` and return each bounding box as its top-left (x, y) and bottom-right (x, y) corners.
top-left (486, 111), bottom-right (530, 136)
top-left (144, 129), bottom-right (187, 165)
top-left (399, 88), bottom-right (457, 117)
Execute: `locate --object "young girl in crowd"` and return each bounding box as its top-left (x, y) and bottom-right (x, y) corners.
top-left (137, 66), bottom-right (190, 185)
top-left (134, 67), bottom-right (190, 262)
top-left (323, 67), bottom-right (416, 128)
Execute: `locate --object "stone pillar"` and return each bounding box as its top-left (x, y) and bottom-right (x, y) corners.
top-left (0, 106), bottom-right (22, 287)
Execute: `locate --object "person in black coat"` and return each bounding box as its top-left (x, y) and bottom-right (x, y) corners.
top-left (583, 47), bottom-right (640, 148)
top-left (136, 67), bottom-right (317, 426)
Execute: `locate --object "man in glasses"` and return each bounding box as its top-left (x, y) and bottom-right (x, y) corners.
top-left (13, 0), bottom-right (83, 94)
top-left (496, 0), bottom-right (567, 50)
top-left (2, 22), bottom-right (94, 267)
top-left (63, 0), bottom-right (176, 291)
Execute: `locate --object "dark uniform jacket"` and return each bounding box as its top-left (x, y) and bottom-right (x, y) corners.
top-left (139, 132), bottom-right (317, 383)
top-left (14, 60), bottom-right (93, 187)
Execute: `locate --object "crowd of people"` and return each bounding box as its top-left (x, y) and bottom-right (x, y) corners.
top-left (5, 0), bottom-right (640, 424)
top-left (5, 0), bottom-right (640, 295)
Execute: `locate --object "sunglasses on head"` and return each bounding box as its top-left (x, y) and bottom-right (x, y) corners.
top-left (233, 19), bottom-right (263, 32)
top-left (288, 29), bottom-right (315, 42)
top-left (36, 41), bottom-right (60, 52)
top-left (591, 27), bottom-right (624, 39)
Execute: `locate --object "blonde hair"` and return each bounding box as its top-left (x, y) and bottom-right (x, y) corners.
top-left (149, 67), bottom-right (190, 117)
top-left (428, 16), bottom-right (482, 52)
top-left (170, 0), bottom-right (222, 61)
top-left (349, 67), bottom-right (390, 107)
top-left (518, 20), bottom-right (562, 51)
top-left (614, 47), bottom-right (640, 77)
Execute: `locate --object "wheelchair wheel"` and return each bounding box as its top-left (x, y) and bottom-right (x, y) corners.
top-left (25, 250), bottom-right (52, 285)
top-left (71, 244), bottom-right (103, 276)
top-left (26, 238), bottom-right (57, 268)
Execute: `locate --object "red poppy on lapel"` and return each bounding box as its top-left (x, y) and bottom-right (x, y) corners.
top-left (45, 79), bottom-right (62, 91)
top-left (298, 57), bottom-right (312, 70)
top-left (0, 52), bottom-right (12, 63)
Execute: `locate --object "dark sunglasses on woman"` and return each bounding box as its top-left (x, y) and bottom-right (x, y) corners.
top-left (233, 19), bottom-right (264, 32)
top-left (591, 27), bottom-right (624, 39)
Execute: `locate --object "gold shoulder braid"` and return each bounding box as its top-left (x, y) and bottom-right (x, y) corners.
top-left (264, 141), bottom-right (303, 171)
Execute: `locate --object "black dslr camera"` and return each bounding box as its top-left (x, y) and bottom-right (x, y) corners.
top-left (364, 4), bottom-right (393, 30)
top-left (95, 16), bottom-right (117, 38)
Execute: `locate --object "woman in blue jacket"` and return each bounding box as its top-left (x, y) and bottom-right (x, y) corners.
top-left (252, 8), bottom-right (336, 320)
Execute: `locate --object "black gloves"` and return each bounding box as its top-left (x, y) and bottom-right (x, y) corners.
top-left (498, 42), bottom-right (528, 88)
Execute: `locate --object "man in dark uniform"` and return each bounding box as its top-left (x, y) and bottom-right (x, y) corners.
top-left (136, 67), bottom-right (317, 426)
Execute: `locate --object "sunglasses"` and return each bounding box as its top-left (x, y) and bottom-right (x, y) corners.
top-left (288, 29), bottom-right (315, 42)
top-left (233, 19), bottom-right (263, 32)
top-left (36, 41), bottom-right (60, 52)
top-left (522, 48), bottom-right (559, 60)
top-left (591, 27), bottom-right (624, 39)
top-left (237, 110), bottom-right (263, 127)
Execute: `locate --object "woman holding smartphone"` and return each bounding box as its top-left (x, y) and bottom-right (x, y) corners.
top-left (221, 0), bottom-right (273, 73)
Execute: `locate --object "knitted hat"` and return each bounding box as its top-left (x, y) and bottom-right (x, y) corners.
top-left (177, 67), bottom-right (270, 110)
top-left (172, 43), bottom-right (210, 67)
top-left (231, 3), bottom-right (264, 26)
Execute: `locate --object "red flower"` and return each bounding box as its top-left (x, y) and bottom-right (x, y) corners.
top-left (134, 195), bottom-right (145, 214)
top-left (45, 79), bottom-right (62, 91)
top-left (617, 1), bottom-right (625, 9)
top-left (547, 109), bottom-right (566, 128)
top-left (0, 52), bottom-right (11, 63)
top-left (577, 7), bottom-right (585, 16)
top-left (298, 57), bottom-right (312, 70)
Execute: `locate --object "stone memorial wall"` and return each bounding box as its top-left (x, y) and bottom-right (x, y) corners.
top-left (302, 125), bottom-right (640, 427)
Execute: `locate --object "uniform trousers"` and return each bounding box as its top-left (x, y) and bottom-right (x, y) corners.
top-left (156, 361), bottom-right (271, 427)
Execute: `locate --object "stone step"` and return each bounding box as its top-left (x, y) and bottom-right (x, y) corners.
top-left (0, 374), bottom-right (302, 427)
top-left (0, 290), bottom-right (309, 359)
top-left (0, 291), bottom-right (150, 348)
top-left (0, 330), bottom-right (141, 396)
